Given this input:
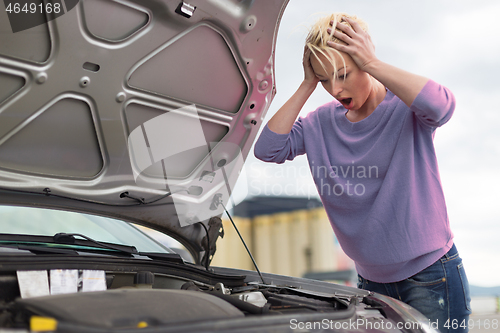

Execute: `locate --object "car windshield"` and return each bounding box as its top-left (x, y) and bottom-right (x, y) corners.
top-left (0, 205), bottom-right (173, 254)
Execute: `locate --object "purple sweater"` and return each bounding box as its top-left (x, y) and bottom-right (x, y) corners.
top-left (254, 80), bottom-right (455, 283)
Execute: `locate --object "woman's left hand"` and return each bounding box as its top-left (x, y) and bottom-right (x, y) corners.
top-left (327, 16), bottom-right (378, 72)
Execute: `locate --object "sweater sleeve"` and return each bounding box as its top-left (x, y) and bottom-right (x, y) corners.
top-left (410, 79), bottom-right (456, 128)
top-left (254, 118), bottom-right (307, 164)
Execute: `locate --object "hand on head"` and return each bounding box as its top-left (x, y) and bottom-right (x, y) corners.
top-left (302, 45), bottom-right (320, 87)
top-left (326, 16), bottom-right (378, 72)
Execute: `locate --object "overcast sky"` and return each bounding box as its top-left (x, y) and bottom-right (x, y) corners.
top-left (233, 0), bottom-right (500, 287)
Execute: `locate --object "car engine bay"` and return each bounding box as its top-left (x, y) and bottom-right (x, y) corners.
top-left (0, 262), bottom-right (402, 332)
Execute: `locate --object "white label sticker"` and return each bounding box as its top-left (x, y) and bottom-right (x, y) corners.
top-left (16, 270), bottom-right (50, 298)
top-left (82, 270), bottom-right (107, 292)
top-left (50, 269), bottom-right (78, 295)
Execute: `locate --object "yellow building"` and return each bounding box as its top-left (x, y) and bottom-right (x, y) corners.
top-left (211, 196), bottom-right (355, 284)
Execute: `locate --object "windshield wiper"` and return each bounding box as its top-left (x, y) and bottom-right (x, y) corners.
top-left (54, 234), bottom-right (183, 263)
top-left (2, 244), bottom-right (79, 255)
top-left (53, 233), bottom-right (138, 254)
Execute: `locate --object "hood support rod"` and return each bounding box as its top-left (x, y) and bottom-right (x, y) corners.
top-left (219, 200), bottom-right (266, 285)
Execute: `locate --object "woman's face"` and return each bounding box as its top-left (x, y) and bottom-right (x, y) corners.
top-left (310, 49), bottom-right (374, 112)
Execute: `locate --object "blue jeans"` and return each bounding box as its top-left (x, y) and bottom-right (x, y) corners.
top-left (357, 244), bottom-right (472, 333)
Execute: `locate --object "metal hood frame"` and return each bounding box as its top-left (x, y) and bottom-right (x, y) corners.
top-left (0, 0), bottom-right (289, 264)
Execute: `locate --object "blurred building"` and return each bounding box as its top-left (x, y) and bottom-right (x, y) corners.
top-left (211, 196), bottom-right (355, 284)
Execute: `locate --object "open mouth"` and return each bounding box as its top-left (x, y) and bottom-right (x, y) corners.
top-left (340, 98), bottom-right (353, 109)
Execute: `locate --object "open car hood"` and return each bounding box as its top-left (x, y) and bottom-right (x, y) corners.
top-left (0, 0), bottom-right (288, 264)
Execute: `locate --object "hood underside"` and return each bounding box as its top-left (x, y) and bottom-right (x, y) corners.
top-left (0, 0), bottom-right (288, 263)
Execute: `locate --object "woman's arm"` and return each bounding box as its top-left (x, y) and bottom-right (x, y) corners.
top-left (267, 47), bottom-right (319, 134)
top-left (327, 17), bottom-right (429, 108)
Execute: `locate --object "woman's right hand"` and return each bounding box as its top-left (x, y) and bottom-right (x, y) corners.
top-left (302, 46), bottom-right (319, 88)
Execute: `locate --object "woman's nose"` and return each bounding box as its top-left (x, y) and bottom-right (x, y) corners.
top-left (332, 83), bottom-right (343, 97)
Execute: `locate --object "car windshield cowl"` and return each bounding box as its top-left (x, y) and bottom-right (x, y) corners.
top-left (0, 233), bottom-right (184, 264)
top-left (0, 233), bottom-right (138, 253)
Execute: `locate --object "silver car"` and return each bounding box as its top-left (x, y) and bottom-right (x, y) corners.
top-left (0, 1), bottom-right (437, 332)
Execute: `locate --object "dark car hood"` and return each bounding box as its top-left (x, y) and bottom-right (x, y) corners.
top-left (0, 0), bottom-right (288, 263)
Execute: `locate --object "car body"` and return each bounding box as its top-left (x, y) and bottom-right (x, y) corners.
top-left (0, 0), bottom-right (438, 332)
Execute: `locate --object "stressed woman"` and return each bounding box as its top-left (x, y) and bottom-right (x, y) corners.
top-left (254, 13), bottom-right (471, 333)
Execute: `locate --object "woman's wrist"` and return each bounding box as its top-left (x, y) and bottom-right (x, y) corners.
top-left (360, 58), bottom-right (383, 77)
top-left (299, 79), bottom-right (318, 95)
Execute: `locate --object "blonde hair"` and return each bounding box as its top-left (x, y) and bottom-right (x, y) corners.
top-left (306, 13), bottom-right (369, 80)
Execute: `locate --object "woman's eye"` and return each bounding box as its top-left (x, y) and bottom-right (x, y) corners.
top-left (338, 74), bottom-right (348, 80)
